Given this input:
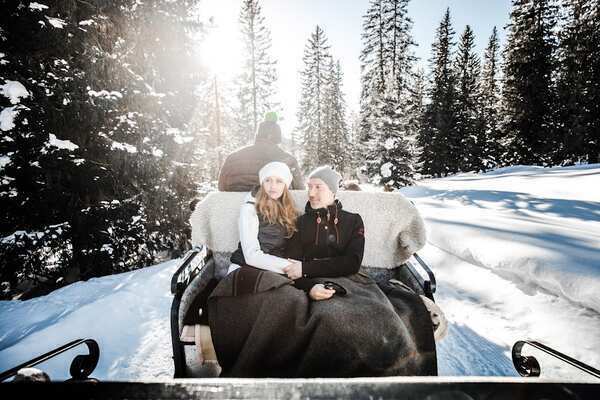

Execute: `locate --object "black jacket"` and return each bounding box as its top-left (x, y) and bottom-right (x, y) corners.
top-left (286, 200), bottom-right (365, 291)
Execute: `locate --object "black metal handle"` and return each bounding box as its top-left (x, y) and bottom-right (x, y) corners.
top-left (413, 253), bottom-right (437, 294)
top-left (0, 338), bottom-right (100, 382)
top-left (512, 340), bottom-right (600, 379)
top-left (170, 245), bottom-right (209, 295)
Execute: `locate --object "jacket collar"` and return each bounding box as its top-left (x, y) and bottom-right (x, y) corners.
top-left (304, 199), bottom-right (343, 216)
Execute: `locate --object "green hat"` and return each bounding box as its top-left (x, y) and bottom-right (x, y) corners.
top-left (264, 111), bottom-right (278, 122)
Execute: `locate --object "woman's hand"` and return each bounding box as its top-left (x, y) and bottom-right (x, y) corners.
top-left (309, 284), bottom-right (335, 301)
top-left (283, 260), bottom-right (302, 279)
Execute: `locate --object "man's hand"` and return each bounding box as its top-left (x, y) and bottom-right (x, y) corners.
top-left (309, 284), bottom-right (335, 301)
top-left (283, 260), bottom-right (302, 279)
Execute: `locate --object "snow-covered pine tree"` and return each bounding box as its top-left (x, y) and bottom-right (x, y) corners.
top-left (556, 0), bottom-right (600, 164)
top-left (235, 0), bottom-right (279, 143)
top-left (480, 26), bottom-right (504, 169)
top-left (367, 97), bottom-right (415, 188)
top-left (405, 68), bottom-right (426, 169)
top-left (359, 0), bottom-right (387, 146)
top-left (501, 0), bottom-right (559, 166)
top-left (382, 0), bottom-right (417, 102)
top-left (418, 8), bottom-right (458, 177)
top-left (297, 25), bottom-right (332, 172)
top-left (0, 0), bottom-right (116, 296)
top-left (454, 25), bottom-right (483, 172)
top-left (321, 59), bottom-right (350, 173)
top-left (360, 0), bottom-right (417, 186)
top-left (345, 111), bottom-right (363, 177)
top-left (0, 0), bottom-right (204, 298)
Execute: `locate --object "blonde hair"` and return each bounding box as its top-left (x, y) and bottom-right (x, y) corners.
top-left (255, 186), bottom-right (297, 238)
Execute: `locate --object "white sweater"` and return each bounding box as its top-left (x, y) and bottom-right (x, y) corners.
top-left (227, 193), bottom-right (290, 275)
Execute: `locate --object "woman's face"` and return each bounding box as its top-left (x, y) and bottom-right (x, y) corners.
top-left (262, 176), bottom-right (286, 200)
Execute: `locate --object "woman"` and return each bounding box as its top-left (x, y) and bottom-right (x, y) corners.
top-left (227, 161), bottom-right (299, 275)
top-left (182, 161), bottom-right (300, 365)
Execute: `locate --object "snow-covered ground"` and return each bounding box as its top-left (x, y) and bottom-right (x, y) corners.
top-left (0, 164), bottom-right (598, 381)
top-left (403, 164), bottom-right (600, 380)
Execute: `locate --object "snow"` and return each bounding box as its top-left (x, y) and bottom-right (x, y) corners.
top-left (0, 81), bottom-right (30, 105)
top-left (152, 148), bottom-right (164, 157)
top-left (166, 127), bottom-right (193, 144)
top-left (16, 367), bottom-right (44, 377)
top-left (88, 89), bottom-right (123, 100)
top-left (0, 156), bottom-right (10, 170)
top-left (400, 163), bottom-right (600, 380)
top-left (49, 134), bottom-right (79, 151)
top-left (0, 106), bottom-right (21, 131)
top-left (380, 162), bottom-right (392, 178)
top-left (28, 2), bottom-right (49, 11)
top-left (0, 261), bottom-right (178, 381)
top-left (0, 164), bottom-right (598, 381)
top-left (45, 16), bottom-right (67, 29)
top-left (384, 137), bottom-right (396, 150)
top-left (2, 230), bottom-right (43, 244)
top-left (111, 140), bottom-right (137, 153)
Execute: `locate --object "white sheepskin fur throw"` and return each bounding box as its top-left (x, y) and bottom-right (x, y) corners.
top-left (190, 190), bottom-right (427, 269)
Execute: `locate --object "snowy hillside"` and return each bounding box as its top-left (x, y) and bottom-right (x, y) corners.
top-left (0, 164), bottom-right (599, 381)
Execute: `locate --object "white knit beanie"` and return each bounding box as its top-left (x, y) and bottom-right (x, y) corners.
top-left (258, 161), bottom-right (293, 188)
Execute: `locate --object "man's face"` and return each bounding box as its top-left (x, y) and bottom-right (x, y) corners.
top-left (308, 178), bottom-right (335, 209)
top-left (263, 176), bottom-right (286, 200)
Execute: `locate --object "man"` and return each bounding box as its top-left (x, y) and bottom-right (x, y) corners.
top-left (283, 166), bottom-right (365, 300)
top-left (218, 112), bottom-right (305, 191)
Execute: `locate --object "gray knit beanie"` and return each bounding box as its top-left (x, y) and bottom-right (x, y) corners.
top-left (308, 166), bottom-right (342, 194)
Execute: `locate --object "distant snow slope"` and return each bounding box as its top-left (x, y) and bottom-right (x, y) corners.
top-left (0, 164), bottom-right (598, 381)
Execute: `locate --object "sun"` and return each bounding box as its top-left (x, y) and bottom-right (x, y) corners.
top-left (197, 2), bottom-right (244, 80)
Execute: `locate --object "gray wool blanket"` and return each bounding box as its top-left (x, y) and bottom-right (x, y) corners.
top-left (207, 267), bottom-right (437, 378)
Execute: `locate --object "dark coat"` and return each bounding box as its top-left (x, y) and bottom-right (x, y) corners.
top-left (286, 200), bottom-right (365, 291)
top-left (217, 139), bottom-right (305, 191)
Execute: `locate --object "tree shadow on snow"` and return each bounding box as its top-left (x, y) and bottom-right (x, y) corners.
top-left (410, 188), bottom-right (600, 223)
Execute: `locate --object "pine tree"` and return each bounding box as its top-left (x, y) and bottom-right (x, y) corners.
top-left (367, 97), bottom-right (415, 188)
top-left (359, 0), bottom-right (417, 185)
top-left (382, 0), bottom-right (417, 101)
top-left (322, 59), bottom-right (350, 173)
top-left (297, 25), bottom-right (332, 172)
top-left (346, 111), bottom-right (363, 177)
top-left (454, 25), bottom-right (482, 172)
top-left (556, 0), bottom-right (600, 164)
top-left (405, 68), bottom-right (426, 165)
top-left (359, 0), bottom-right (387, 145)
top-left (0, 0), bottom-right (204, 298)
top-left (501, 0), bottom-right (559, 166)
top-left (480, 26), bottom-right (504, 169)
top-left (418, 8), bottom-right (458, 177)
top-left (235, 0), bottom-right (279, 143)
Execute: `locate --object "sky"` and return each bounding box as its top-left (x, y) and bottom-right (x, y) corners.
top-left (199, 0), bottom-right (513, 136)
